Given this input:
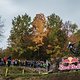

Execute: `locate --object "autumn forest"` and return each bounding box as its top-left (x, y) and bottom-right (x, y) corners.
top-left (0, 13), bottom-right (80, 60)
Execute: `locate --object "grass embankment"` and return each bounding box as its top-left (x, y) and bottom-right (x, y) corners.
top-left (0, 66), bottom-right (80, 80)
top-left (0, 66), bottom-right (47, 80)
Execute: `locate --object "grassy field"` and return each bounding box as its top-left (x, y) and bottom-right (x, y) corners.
top-left (0, 66), bottom-right (80, 80)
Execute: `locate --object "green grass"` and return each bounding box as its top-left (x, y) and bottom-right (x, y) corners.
top-left (0, 66), bottom-right (80, 80)
top-left (0, 66), bottom-right (47, 80)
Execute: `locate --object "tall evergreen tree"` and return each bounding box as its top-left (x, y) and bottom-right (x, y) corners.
top-left (47, 13), bottom-right (67, 58)
top-left (8, 14), bottom-right (32, 58)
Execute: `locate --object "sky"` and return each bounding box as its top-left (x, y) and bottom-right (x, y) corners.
top-left (0, 0), bottom-right (80, 49)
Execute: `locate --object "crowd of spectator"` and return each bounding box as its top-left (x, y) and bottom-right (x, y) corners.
top-left (0, 56), bottom-right (51, 71)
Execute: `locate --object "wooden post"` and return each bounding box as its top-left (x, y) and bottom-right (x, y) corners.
top-left (22, 69), bottom-right (24, 75)
top-left (5, 67), bottom-right (8, 77)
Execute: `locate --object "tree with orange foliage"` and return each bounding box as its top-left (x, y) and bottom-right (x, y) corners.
top-left (32, 13), bottom-right (49, 45)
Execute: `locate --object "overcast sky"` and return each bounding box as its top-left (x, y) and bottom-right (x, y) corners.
top-left (0, 0), bottom-right (80, 49)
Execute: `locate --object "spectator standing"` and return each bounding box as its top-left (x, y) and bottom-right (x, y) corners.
top-left (7, 56), bottom-right (11, 67)
top-left (46, 60), bottom-right (50, 71)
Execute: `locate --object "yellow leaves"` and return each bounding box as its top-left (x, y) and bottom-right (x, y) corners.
top-left (27, 46), bottom-right (39, 51)
top-left (46, 49), bottom-right (52, 54)
top-left (33, 13), bottom-right (46, 24)
top-left (32, 13), bottom-right (49, 45)
top-left (55, 45), bottom-right (61, 49)
top-left (33, 19), bottom-right (44, 33)
top-left (50, 45), bottom-right (63, 58)
top-left (33, 35), bottom-right (43, 44)
top-left (32, 14), bottom-right (45, 33)
top-left (27, 46), bottom-right (34, 50)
